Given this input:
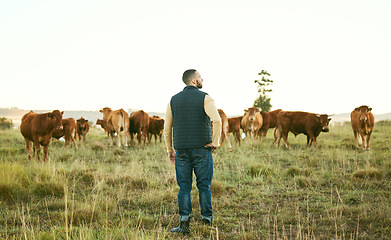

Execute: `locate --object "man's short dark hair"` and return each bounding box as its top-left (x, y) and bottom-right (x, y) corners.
top-left (182, 69), bottom-right (197, 84)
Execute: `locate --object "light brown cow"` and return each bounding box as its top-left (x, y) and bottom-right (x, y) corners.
top-left (76, 117), bottom-right (89, 142)
top-left (273, 111), bottom-right (331, 149)
top-left (148, 115), bottom-right (165, 144)
top-left (228, 116), bottom-right (243, 146)
top-left (20, 110), bottom-right (64, 161)
top-left (217, 109), bottom-right (232, 151)
top-left (100, 107), bottom-right (130, 147)
top-left (129, 110), bottom-right (150, 147)
top-left (52, 118), bottom-right (77, 148)
top-left (350, 105), bottom-right (375, 150)
top-left (241, 107), bottom-right (263, 142)
top-left (258, 109), bottom-right (282, 138)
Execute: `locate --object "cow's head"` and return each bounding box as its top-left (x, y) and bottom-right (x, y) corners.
top-left (244, 107), bottom-right (260, 122)
top-left (100, 107), bottom-right (112, 119)
top-left (48, 110), bottom-right (64, 130)
top-left (77, 117), bottom-right (89, 130)
top-left (316, 114), bottom-right (331, 132)
top-left (96, 119), bottom-right (106, 128)
top-left (355, 105), bottom-right (372, 122)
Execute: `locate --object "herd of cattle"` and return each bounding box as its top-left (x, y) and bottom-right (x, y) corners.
top-left (19, 105), bottom-right (375, 161)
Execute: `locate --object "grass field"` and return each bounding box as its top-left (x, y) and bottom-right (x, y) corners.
top-left (0, 122), bottom-right (390, 239)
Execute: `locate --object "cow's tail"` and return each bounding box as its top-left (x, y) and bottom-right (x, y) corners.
top-left (273, 124), bottom-right (281, 146)
top-left (119, 109), bottom-right (125, 132)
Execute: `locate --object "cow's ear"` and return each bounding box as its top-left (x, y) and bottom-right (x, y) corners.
top-left (61, 111), bottom-right (64, 115)
top-left (368, 108), bottom-right (372, 112)
top-left (244, 109), bottom-right (248, 113)
top-left (99, 109), bottom-right (103, 113)
top-left (328, 118), bottom-right (332, 122)
top-left (354, 107), bottom-right (360, 112)
top-left (47, 113), bottom-right (53, 118)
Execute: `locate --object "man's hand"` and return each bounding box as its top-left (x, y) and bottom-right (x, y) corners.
top-left (168, 152), bottom-right (175, 164)
top-left (204, 143), bottom-right (217, 153)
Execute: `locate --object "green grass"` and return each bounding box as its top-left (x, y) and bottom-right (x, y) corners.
top-left (0, 123), bottom-right (390, 239)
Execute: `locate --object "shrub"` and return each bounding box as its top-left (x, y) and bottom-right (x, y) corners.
top-left (0, 117), bottom-right (13, 129)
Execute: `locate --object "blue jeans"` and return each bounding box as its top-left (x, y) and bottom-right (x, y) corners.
top-left (175, 147), bottom-right (213, 222)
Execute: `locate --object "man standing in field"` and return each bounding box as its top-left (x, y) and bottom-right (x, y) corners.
top-left (164, 69), bottom-right (222, 234)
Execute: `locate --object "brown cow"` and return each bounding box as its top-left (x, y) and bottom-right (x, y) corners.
top-left (258, 109), bottom-right (282, 138)
top-left (52, 118), bottom-right (77, 148)
top-left (241, 107), bottom-right (263, 142)
top-left (76, 117), bottom-right (89, 142)
top-left (100, 107), bottom-right (130, 147)
top-left (20, 110), bottom-right (64, 161)
top-left (129, 110), bottom-right (150, 147)
top-left (148, 115), bottom-right (165, 144)
top-left (274, 111), bottom-right (331, 149)
top-left (228, 116), bottom-right (243, 146)
top-left (350, 105), bottom-right (375, 150)
top-left (96, 119), bottom-right (116, 138)
top-left (217, 109), bottom-right (232, 151)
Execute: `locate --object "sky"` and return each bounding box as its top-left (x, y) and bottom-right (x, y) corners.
top-left (1, 0), bottom-right (390, 116)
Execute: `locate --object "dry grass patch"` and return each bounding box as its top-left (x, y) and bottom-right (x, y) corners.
top-left (353, 167), bottom-right (383, 180)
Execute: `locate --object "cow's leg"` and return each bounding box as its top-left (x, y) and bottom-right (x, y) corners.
top-left (361, 134), bottom-right (366, 150)
top-left (24, 138), bottom-right (32, 160)
top-left (281, 131), bottom-right (290, 149)
top-left (143, 131), bottom-right (148, 146)
top-left (273, 127), bottom-right (283, 147)
top-left (124, 130), bottom-right (129, 148)
top-left (234, 131), bottom-right (241, 146)
top-left (43, 144), bottom-right (50, 162)
top-left (226, 133), bottom-right (232, 151)
top-left (130, 133), bottom-right (134, 147)
top-left (33, 141), bottom-right (41, 161)
top-left (64, 135), bottom-right (70, 147)
top-left (353, 131), bottom-right (359, 148)
top-left (154, 134), bottom-right (158, 144)
top-left (117, 130), bottom-right (122, 148)
top-left (137, 132), bottom-right (142, 147)
top-left (71, 136), bottom-right (77, 149)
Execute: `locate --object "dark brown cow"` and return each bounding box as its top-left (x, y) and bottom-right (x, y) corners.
top-left (350, 105), bottom-right (375, 150)
top-left (100, 107), bottom-right (130, 147)
top-left (52, 118), bottom-right (77, 148)
top-left (217, 109), bottom-right (232, 151)
top-left (274, 111), bottom-right (331, 149)
top-left (148, 115), bottom-right (165, 144)
top-left (228, 116), bottom-right (243, 146)
top-left (241, 107), bottom-right (263, 142)
top-left (258, 109), bottom-right (282, 138)
top-left (76, 117), bottom-right (90, 142)
top-left (20, 110), bottom-right (64, 161)
top-left (129, 110), bottom-right (150, 147)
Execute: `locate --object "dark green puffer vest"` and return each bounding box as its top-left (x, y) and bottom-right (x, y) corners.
top-left (170, 86), bottom-right (212, 150)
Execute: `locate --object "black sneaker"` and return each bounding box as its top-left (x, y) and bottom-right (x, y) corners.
top-left (202, 218), bottom-right (212, 226)
top-left (170, 220), bottom-right (190, 234)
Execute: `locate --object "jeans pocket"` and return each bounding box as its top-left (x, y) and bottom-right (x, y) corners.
top-left (193, 149), bottom-right (210, 168)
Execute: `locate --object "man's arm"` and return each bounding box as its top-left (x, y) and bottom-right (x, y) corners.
top-left (164, 102), bottom-right (175, 163)
top-left (204, 95), bottom-right (222, 150)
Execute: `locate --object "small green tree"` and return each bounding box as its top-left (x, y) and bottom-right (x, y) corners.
top-left (253, 70), bottom-right (273, 112)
